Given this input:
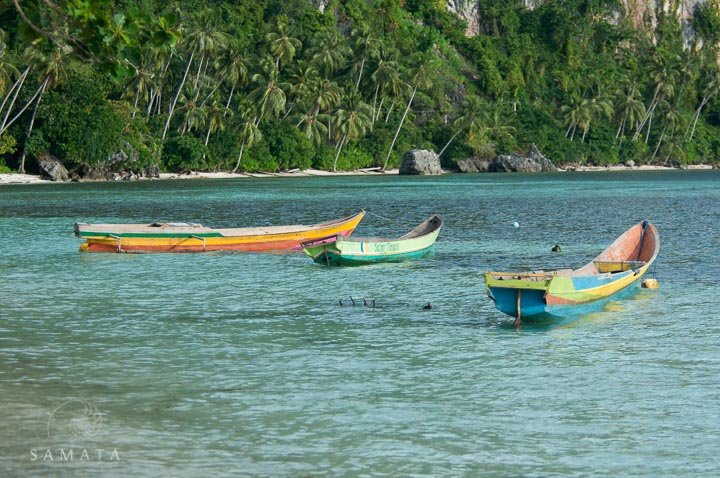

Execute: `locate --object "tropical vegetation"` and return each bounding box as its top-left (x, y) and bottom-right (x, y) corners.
top-left (0, 0), bottom-right (719, 176)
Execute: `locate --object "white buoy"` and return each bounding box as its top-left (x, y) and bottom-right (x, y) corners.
top-left (512, 221), bottom-right (520, 228)
top-left (642, 278), bottom-right (659, 289)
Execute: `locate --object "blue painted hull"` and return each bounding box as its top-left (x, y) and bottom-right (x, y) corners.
top-left (487, 281), bottom-right (643, 322)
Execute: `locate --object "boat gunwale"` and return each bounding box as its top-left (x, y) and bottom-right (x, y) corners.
top-left (485, 221), bottom-right (659, 286)
top-left (75, 211), bottom-right (366, 239)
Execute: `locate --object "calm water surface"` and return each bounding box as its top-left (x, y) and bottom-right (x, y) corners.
top-left (1, 171), bottom-right (719, 477)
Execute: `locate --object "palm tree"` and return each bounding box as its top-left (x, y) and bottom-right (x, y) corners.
top-left (685, 66), bottom-right (720, 141)
top-left (438, 96), bottom-right (488, 157)
top-left (0, 28), bottom-right (26, 131)
top-left (308, 33), bottom-right (348, 79)
top-left (142, 45), bottom-right (170, 117)
top-left (232, 105), bottom-right (262, 173)
top-left (383, 56), bottom-right (437, 170)
top-left (203, 99), bottom-right (228, 146)
top-left (249, 62), bottom-right (290, 124)
top-left (561, 95), bottom-right (582, 141)
top-left (308, 79), bottom-right (342, 114)
top-left (485, 107), bottom-right (516, 148)
top-left (369, 55), bottom-right (400, 124)
top-left (331, 94), bottom-right (372, 171)
top-left (613, 81), bottom-right (646, 147)
top-left (144, 16), bottom-right (179, 118)
top-left (286, 61), bottom-right (319, 118)
top-left (125, 47), bottom-right (156, 119)
top-left (18, 41), bottom-right (72, 173)
top-left (0, 29), bottom-right (19, 99)
top-left (635, 53), bottom-right (680, 142)
top-left (176, 86), bottom-right (207, 136)
top-left (163, 10), bottom-right (230, 140)
top-left (350, 23), bottom-right (379, 91)
top-left (651, 100), bottom-right (685, 162)
top-left (265, 18), bottom-right (301, 70)
top-left (578, 96), bottom-right (612, 143)
top-left (292, 108), bottom-right (330, 145)
top-left (218, 46), bottom-right (249, 116)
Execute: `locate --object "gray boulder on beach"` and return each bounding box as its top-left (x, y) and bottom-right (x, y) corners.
top-left (457, 144), bottom-right (556, 173)
top-left (38, 155), bottom-right (70, 181)
top-left (399, 149), bottom-right (442, 175)
top-left (489, 144), bottom-right (556, 173)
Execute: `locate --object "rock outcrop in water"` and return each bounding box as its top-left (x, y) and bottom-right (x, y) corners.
top-left (399, 149), bottom-right (443, 175)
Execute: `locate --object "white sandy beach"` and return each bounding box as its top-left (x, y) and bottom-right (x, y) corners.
top-left (0, 173), bottom-right (52, 184)
top-left (1, 164), bottom-right (714, 185)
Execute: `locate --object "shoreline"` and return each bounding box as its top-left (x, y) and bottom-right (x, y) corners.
top-left (0, 164), bottom-right (715, 185)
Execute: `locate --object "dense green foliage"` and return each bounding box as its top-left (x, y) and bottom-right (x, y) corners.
top-left (0, 0), bottom-right (719, 175)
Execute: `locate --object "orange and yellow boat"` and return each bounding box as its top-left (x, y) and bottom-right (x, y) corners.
top-left (75, 211), bottom-right (365, 253)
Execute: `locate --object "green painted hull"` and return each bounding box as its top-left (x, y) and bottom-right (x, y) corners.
top-left (309, 244), bottom-right (436, 266)
top-left (303, 215), bottom-right (443, 267)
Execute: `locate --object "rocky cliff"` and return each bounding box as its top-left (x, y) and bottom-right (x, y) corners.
top-left (446, 0), bottom-right (711, 44)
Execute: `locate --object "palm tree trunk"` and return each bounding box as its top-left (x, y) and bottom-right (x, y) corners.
top-left (19, 76), bottom-right (49, 174)
top-left (147, 89), bottom-right (156, 117)
top-left (193, 54), bottom-right (204, 92)
top-left (202, 126), bottom-right (212, 162)
top-left (616, 115), bottom-right (626, 140)
top-left (0, 74), bottom-right (45, 136)
top-left (644, 111), bottom-right (653, 144)
top-left (687, 95), bottom-right (711, 141)
top-left (581, 120), bottom-right (590, 143)
top-left (383, 84), bottom-right (417, 170)
top-left (232, 141), bottom-right (245, 174)
top-left (651, 125), bottom-right (666, 162)
top-left (0, 66), bottom-right (30, 126)
top-left (565, 123), bottom-right (573, 138)
top-left (355, 58), bottom-right (366, 91)
top-left (163, 50), bottom-right (195, 140)
top-left (384, 99), bottom-right (396, 123)
top-left (636, 87), bottom-right (660, 136)
top-left (371, 84), bottom-right (379, 125)
top-left (223, 86), bottom-right (234, 117)
top-left (1, 67), bottom-right (32, 134)
top-left (438, 129), bottom-right (462, 157)
top-left (200, 81), bottom-right (222, 108)
top-left (333, 133), bottom-right (347, 172)
top-left (376, 97), bottom-right (385, 123)
top-left (132, 85), bottom-right (141, 119)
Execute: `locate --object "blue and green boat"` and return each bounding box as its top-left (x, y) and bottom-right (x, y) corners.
top-left (302, 215), bottom-right (443, 266)
top-left (485, 221), bottom-right (660, 325)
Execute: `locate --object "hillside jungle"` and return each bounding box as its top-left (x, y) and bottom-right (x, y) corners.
top-left (1, 0), bottom-right (719, 176)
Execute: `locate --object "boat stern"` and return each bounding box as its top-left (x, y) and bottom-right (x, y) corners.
top-left (484, 272), bottom-right (552, 320)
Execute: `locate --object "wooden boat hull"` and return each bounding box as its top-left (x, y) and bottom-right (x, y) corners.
top-left (76, 212), bottom-right (365, 253)
top-left (303, 215), bottom-right (442, 266)
top-left (484, 221), bottom-right (659, 322)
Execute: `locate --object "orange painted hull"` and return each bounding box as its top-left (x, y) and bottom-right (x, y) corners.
top-left (77, 212), bottom-right (366, 253)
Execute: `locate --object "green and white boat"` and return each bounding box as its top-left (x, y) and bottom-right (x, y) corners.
top-left (302, 215), bottom-right (443, 266)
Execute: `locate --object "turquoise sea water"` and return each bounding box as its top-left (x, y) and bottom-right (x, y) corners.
top-left (1, 171), bottom-right (719, 477)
